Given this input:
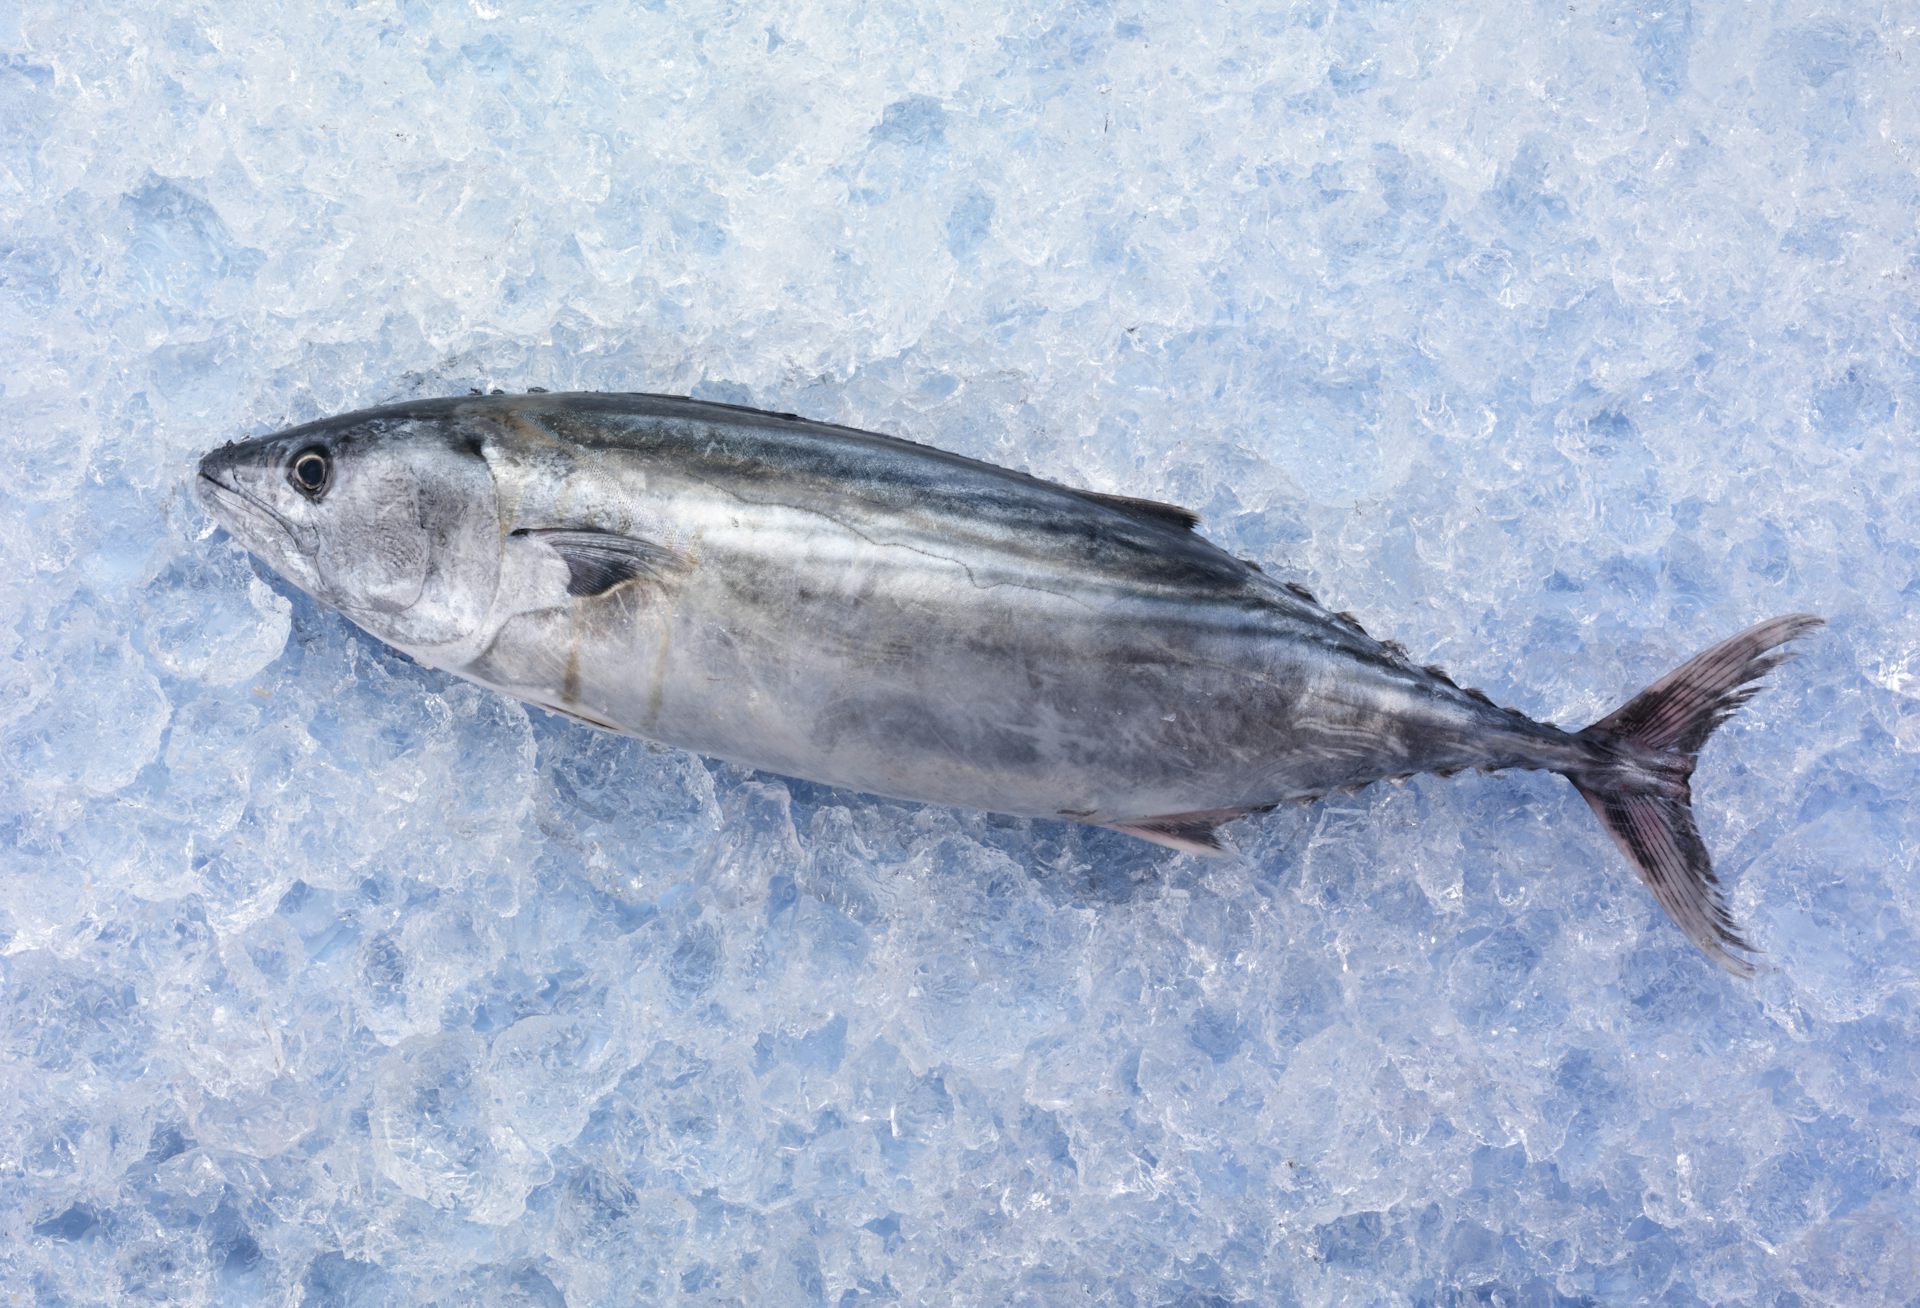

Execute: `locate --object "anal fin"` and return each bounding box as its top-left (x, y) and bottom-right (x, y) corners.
top-left (1103, 811), bottom-right (1242, 855)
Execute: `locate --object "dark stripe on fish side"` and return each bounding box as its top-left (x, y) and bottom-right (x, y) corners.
top-left (516, 399), bottom-right (1257, 589)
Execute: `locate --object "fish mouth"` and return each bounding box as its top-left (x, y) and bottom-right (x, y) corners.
top-left (194, 466), bottom-right (295, 552)
top-left (195, 467), bottom-right (258, 520)
top-left (194, 468), bottom-right (233, 506)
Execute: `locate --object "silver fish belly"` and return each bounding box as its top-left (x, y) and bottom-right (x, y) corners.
top-left (196, 392), bottom-right (1818, 972)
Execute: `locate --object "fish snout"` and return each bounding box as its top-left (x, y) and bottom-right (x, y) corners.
top-left (194, 446), bottom-right (233, 516)
top-left (193, 440), bottom-right (274, 531)
top-left (196, 441), bottom-right (244, 492)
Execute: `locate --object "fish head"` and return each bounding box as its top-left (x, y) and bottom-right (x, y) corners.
top-left (196, 406), bottom-right (504, 663)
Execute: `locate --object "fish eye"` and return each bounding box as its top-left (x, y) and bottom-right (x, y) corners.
top-left (289, 447), bottom-right (331, 499)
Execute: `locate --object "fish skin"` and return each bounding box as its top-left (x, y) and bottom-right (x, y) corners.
top-left (196, 391), bottom-right (1817, 971)
top-left (322, 393), bottom-right (1565, 816)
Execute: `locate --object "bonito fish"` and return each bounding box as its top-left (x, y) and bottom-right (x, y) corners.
top-left (196, 392), bottom-right (1819, 973)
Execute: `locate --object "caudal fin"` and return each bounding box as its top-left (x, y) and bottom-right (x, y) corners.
top-left (1569, 614), bottom-right (1823, 976)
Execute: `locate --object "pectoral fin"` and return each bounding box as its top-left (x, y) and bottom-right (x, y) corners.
top-left (511, 527), bottom-right (689, 597)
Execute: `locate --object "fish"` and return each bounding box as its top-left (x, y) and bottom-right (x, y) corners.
top-left (195, 391), bottom-right (1820, 974)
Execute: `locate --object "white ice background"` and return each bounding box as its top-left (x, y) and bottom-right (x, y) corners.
top-left (3, 1), bottom-right (1917, 1303)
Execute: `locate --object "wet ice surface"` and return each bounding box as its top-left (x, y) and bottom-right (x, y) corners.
top-left (3, 0), bottom-right (1916, 1302)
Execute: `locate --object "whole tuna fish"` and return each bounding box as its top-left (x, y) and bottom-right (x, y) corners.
top-left (196, 392), bottom-right (1818, 973)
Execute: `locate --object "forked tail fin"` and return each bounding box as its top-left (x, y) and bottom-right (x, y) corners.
top-left (1568, 614), bottom-right (1823, 976)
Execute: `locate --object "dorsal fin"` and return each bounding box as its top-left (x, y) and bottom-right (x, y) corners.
top-left (1076, 489), bottom-right (1201, 532)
